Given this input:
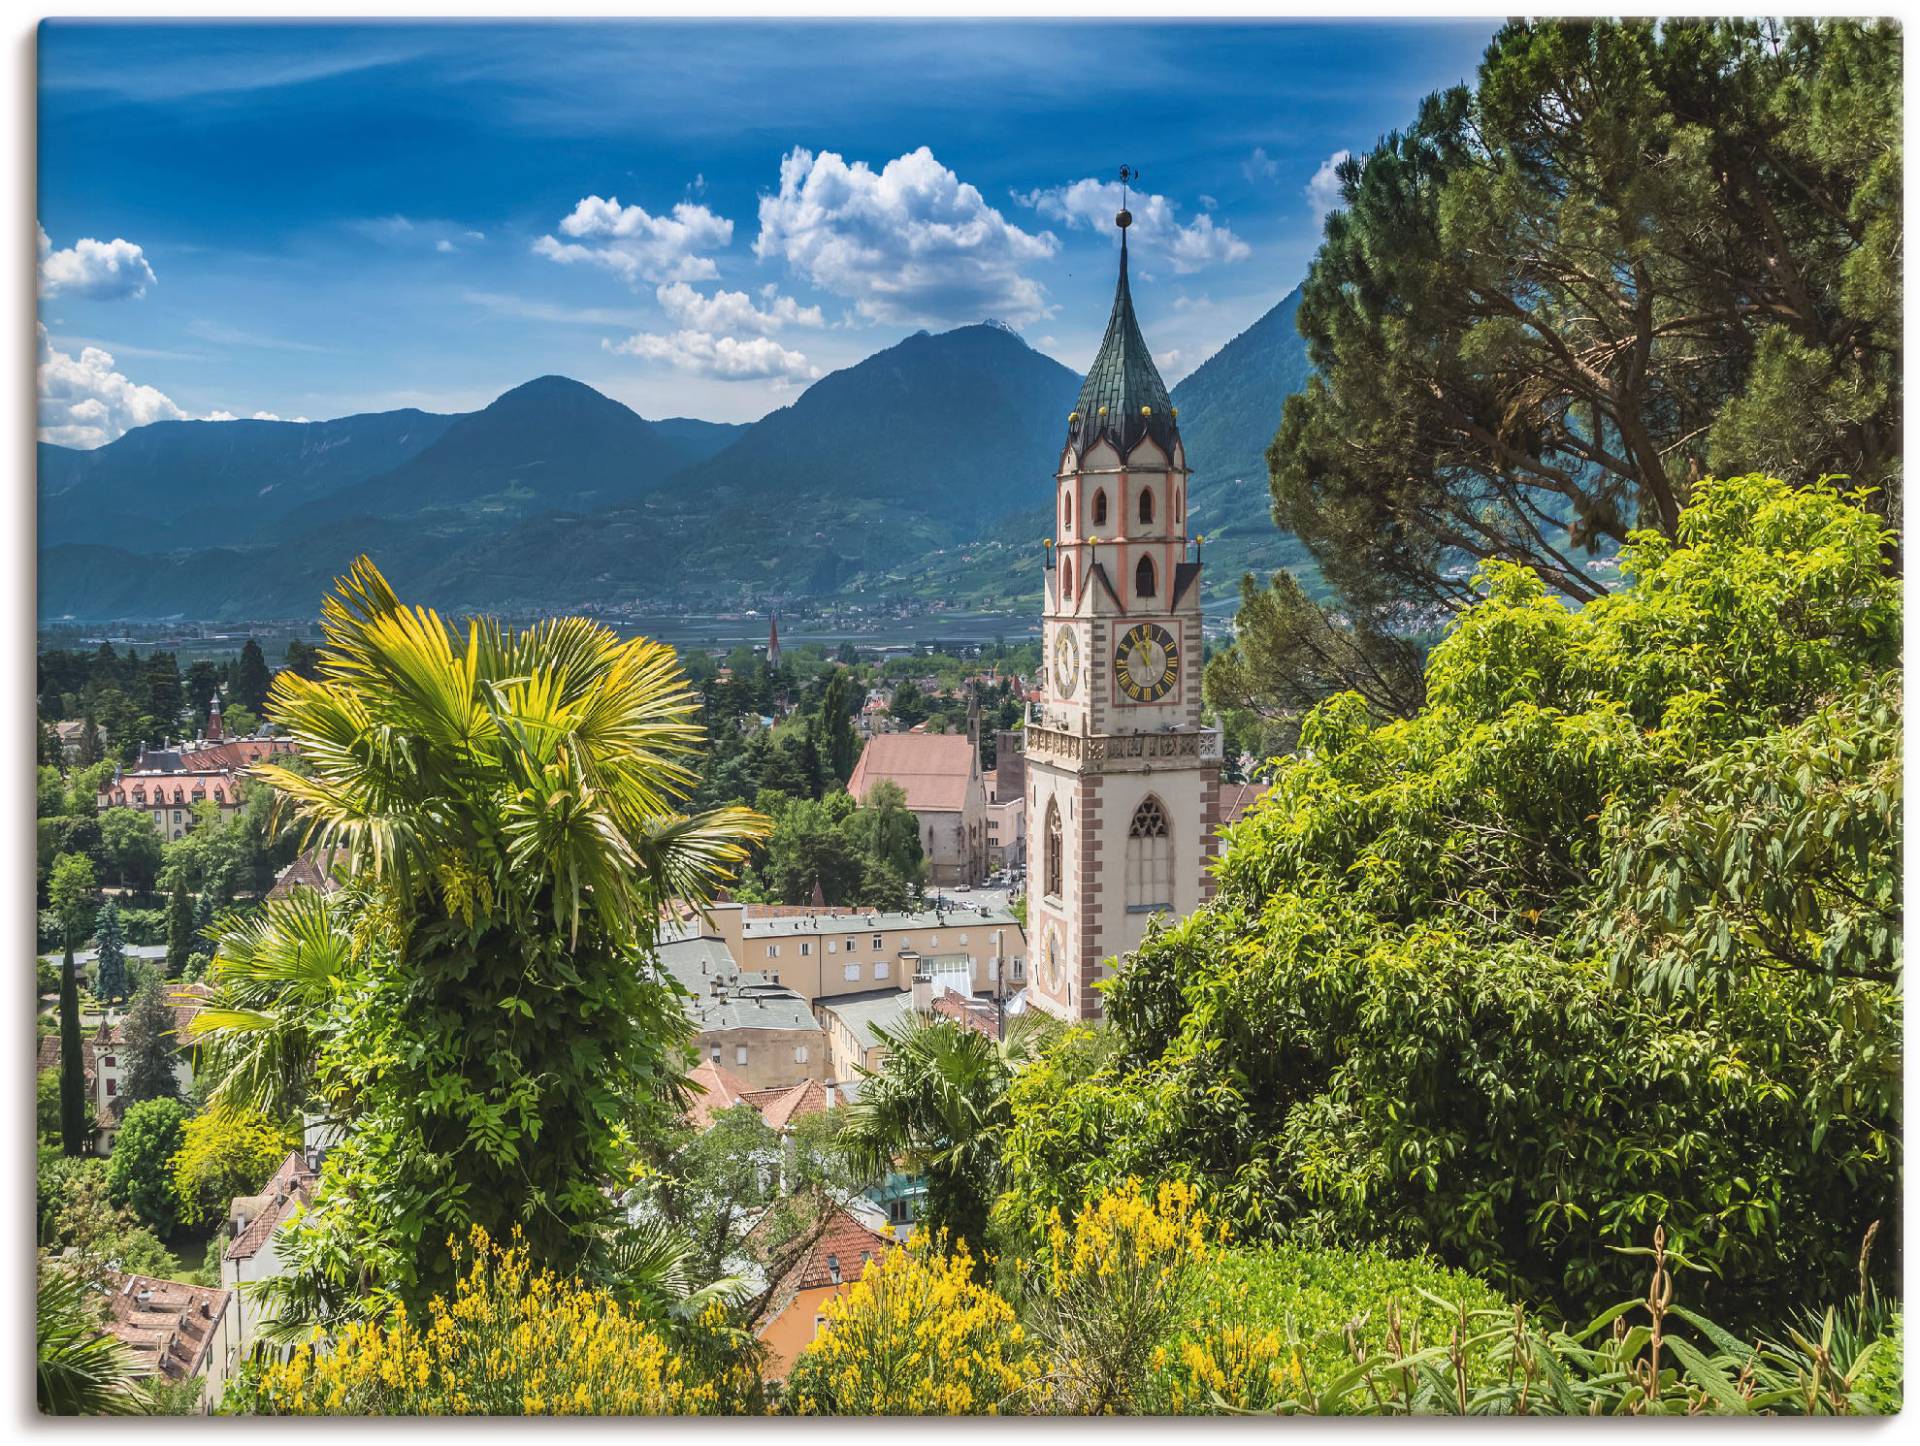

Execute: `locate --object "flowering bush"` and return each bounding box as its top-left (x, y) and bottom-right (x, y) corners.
top-left (246, 1226), bottom-right (758, 1416)
top-left (786, 1237), bottom-right (1035, 1415)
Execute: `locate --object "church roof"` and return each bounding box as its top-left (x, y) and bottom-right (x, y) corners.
top-left (1068, 229), bottom-right (1178, 461)
top-left (847, 733), bottom-right (978, 814)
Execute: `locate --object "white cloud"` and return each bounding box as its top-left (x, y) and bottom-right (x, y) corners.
top-left (37, 224), bottom-right (158, 300)
top-left (605, 329), bottom-right (820, 383)
top-left (1156, 348), bottom-right (1189, 383)
top-left (1243, 147), bottom-right (1280, 184)
top-left (463, 290), bottom-right (648, 327)
top-left (755, 146), bottom-right (1058, 326)
top-left (655, 281), bottom-right (823, 334)
top-left (354, 215), bottom-right (486, 253)
top-left (535, 193), bottom-right (733, 286)
top-left (37, 323), bottom-right (186, 447)
top-left (435, 239), bottom-right (456, 253)
top-left (1011, 178), bottom-right (1249, 273)
top-left (1306, 150), bottom-right (1353, 224)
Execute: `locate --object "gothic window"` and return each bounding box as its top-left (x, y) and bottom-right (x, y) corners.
top-left (1175, 488), bottom-right (1183, 525)
top-left (1139, 487), bottom-right (1154, 525)
top-left (1135, 554), bottom-right (1156, 598)
top-left (1092, 489), bottom-right (1108, 527)
top-left (1063, 493), bottom-right (1073, 531)
top-left (1126, 796), bottom-right (1174, 914)
top-left (1062, 556), bottom-right (1075, 600)
top-left (1044, 799), bottom-right (1063, 901)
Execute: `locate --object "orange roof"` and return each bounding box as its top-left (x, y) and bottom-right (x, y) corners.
top-left (753, 1202), bottom-right (896, 1338)
top-left (684, 1059), bottom-right (757, 1130)
top-left (103, 1272), bottom-right (234, 1384)
top-left (225, 1151), bottom-right (318, 1261)
top-left (742, 1078), bottom-right (829, 1131)
top-left (180, 737), bottom-right (297, 772)
top-left (1218, 780), bottom-right (1271, 829)
top-left (847, 732), bottom-right (977, 814)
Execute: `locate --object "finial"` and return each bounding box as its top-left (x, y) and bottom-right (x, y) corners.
top-left (1116, 165), bottom-right (1136, 230)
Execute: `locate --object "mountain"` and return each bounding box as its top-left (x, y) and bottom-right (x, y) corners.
top-left (666, 323), bottom-right (1082, 531)
top-left (37, 300), bottom-right (1318, 621)
top-left (1169, 287), bottom-right (1317, 601)
top-left (280, 375), bottom-right (720, 533)
top-left (37, 408), bottom-right (456, 550)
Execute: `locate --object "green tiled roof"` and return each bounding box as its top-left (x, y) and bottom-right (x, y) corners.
top-left (1068, 233), bottom-right (1178, 460)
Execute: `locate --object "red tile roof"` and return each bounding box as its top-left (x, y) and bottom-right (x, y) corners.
top-left (101, 770), bottom-right (241, 810)
top-left (930, 988), bottom-right (1000, 1040)
top-left (1218, 780), bottom-right (1271, 830)
top-left (265, 847), bottom-right (345, 901)
top-left (224, 1151), bottom-right (317, 1261)
top-left (753, 1201), bottom-right (897, 1338)
top-left (742, 1078), bottom-right (829, 1131)
top-left (684, 1059), bottom-right (757, 1131)
top-left (103, 1272), bottom-right (234, 1384)
top-left (847, 733), bottom-right (978, 815)
top-left (180, 737), bottom-right (297, 772)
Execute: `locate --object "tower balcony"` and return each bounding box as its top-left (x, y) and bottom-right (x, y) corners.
top-left (1023, 708), bottom-right (1222, 772)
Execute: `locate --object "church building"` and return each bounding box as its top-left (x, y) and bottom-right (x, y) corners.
top-left (1026, 197), bottom-right (1222, 1022)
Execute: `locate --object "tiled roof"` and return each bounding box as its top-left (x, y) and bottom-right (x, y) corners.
top-left (684, 1060), bottom-right (757, 1130)
top-left (103, 1272), bottom-right (234, 1383)
top-left (101, 769), bottom-right (240, 811)
top-left (815, 989), bottom-right (915, 1054)
top-left (742, 1078), bottom-right (829, 1131)
top-left (265, 847), bottom-right (345, 901)
top-left (930, 988), bottom-right (1001, 1040)
top-left (847, 733), bottom-right (977, 815)
top-left (753, 1201), bottom-right (896, 1338)
top-left (179, 737), bottom-right (296, 772)
top-left (38, 1032), bottom-right (98, 1091)
top-left (225, 1151), bottom-right (317, 1261)
top-left (1218, 780), bottom-right (1271, 829)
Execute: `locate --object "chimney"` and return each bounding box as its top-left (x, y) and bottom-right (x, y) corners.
top-left (911, 971), bottom-right (932, 1014)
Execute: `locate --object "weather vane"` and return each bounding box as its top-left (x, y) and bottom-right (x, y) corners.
top-left (1117, 165), bottom-right (1136, 229)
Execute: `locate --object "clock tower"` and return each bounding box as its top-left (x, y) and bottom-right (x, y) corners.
top-left (1027, 196), bottom-right (1221, 1023)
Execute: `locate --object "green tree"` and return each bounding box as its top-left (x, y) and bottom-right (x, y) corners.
top-left (163, 877), bottom-right (192, 980)
top-left (38, 1068), bottom-right (61, 1139)
top-left (819, 669), bottom-right (860, 783)
top-left (58, 939), bottom-right (88, 1156)
top-left (191, 556), bottom-right (768, 1319)
top-left (1000, 476), bottom-right (1900, 1327)
top-left (169, 1107), bottom-right (301, 1228)
top-left (107, 1096), bottom-right (189, 1236)
top-left (75, 709), bottom-right (103, 767)
top-left (283, 638), bottom-right (322, 680)
top-left (93, 900), bottom-right (128, 1006)
top-left (47, 852), bottom-right (99, 944)
top-left (840, 1012), bottom-right (1055, 1260)
top-left (841, 778), bottom-right (926, 886)
top-left (1273, 18), bottom-right (1900, 620)
top-left (118, 977), bottom-right (183, 1107)
top-left (231, 638), bottom-right (271, 713)
top-left (98, 809), bottom-right (163, 893)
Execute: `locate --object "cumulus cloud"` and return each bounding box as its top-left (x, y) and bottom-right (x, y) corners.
top-left (1011, 178), bottom-right (1249, 273)
top-left (605, 328), bottom-right (820, 383)
top-left (535, 194), bottom-right (733, 286)
top-left (1306, 150), bottom-right (1353, 224)
top-left (755, 146), bottom-right (1058, 326)
top-left (37, 224), bottom-right (158, 300)
top-left (655, 281), bottom-right (823, 334)
top-left (37, 323), bottom-right (187, 447)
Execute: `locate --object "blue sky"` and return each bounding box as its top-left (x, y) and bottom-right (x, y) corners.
top-left (37, 19), bottom-right (1496, 444)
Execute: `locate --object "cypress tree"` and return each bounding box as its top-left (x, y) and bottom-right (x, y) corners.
top-left (94, 899), bottom-right (128, 1006)
top-left (58, 937), bottom-right (88, 1156)
top-left (76, 708), bottom-right (102, 766)
top-left (119, 978), bottom-right (182, 1106)
top-left (164, 877), bottom-right (193, 979)
top-left (191, 891), bottom-right (213, 952)
top-left (232, 640), bottom-right (271, 713)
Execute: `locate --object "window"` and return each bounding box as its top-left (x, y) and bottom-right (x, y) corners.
top-left (800, 941), bottom-right (811, 956)
top-left (1044, 799), bottom-right (1063, 900)
top-left (872, 935), bottom-right (884, 950)
top-left (1139, 487), bottom-right (1154, 525)
top-left (828, 940), bottom-right (838, 953)
top-left (1012, 956), bottom-right (1026, 980)
top-left (767, 943), bottom-right (780, 959)
top-left (735, 1045), bottom-right (749, 1066)
top-left (102, 1056), bottom-right (115, 1067)
top-left (1092, 489), bottom-right (1108, 527)
top-left (1135, 554), bottom-right (1156, 598)
top-left (106, 1080), bottom-right (117, 1096)
top-left (888, 1197), bottom-right (913, 1225)
top-left (1063, 493), bottom-right (1072, 531)
top-left (1062, 554), bottom-right (1075, 600)
top-left (827, 1254), bottom-right (841, 1284)
top-left (1126, 796), bottom-right (1174, 914)
top-left (770, 972), bottom-right (780, 984)
top-left (844, 963), bottom-right (861, 982)
top-left (875, 961), bottom-right (890, 980)
top-left (795, 1045), bottom-right (809, 1064)
top-left (709, 1045), bottom-right (721, 1062)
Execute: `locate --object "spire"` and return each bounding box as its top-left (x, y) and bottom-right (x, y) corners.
top-left (1067, 172), bottom-right (1177, 461)
top-left (767, 611), bottom-right (781, 669)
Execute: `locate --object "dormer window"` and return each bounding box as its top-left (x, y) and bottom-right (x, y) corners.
top-left (827, 1253), bottom-right (841, 1283)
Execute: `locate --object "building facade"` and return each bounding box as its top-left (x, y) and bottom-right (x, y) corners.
top-left (846, 732), bottom-right (989, 886)
top-left (1025, 212), bottom-right (1221, 1023)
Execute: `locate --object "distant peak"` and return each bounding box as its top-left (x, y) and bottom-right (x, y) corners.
top-left (495, 374), bottom-right (606, 404)
top-left (981, 318), bottom-right (1021, 336)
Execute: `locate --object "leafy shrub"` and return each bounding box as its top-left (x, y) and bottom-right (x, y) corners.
top-left (247, 1225), bottom-right (759, 1415)
top-left (786, 1237), bottom-right (1035, 1415)
top-left (168, 1108), bottom-right (300, 1228)
top-left (107, 1098), bottom-right (188, 1237)
top-left (116, 908), bottom-right (168, 947)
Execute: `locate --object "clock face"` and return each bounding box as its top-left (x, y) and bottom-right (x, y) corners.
top-left (1051, 626), bottom-right (1080, 698)
top-left (1113, 622), bottom-right (1180, 704)
top-left (1041, 924), bottom-right (1065, 994)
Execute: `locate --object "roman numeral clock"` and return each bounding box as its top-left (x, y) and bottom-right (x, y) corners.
top-left (1113, 622), bottom-right (1178, 703)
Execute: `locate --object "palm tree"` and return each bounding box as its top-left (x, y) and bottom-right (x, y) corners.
top-left (36, 1267), bottom-right (147, 1416)
top-left (191, 556), bottom-right (768, 1307)
top-left (839, 1010), bottom-right (1055, 1256)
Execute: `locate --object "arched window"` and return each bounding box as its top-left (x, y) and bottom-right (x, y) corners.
top-left (1044, 800), bottom-right (1064, 901)
top-left (1126, 796), bottom-right (1173, 914)
top-left (1063, 492), bottom-right (1073, 531)
top-left (1139, 488), bottom-right (1154, 525)
top-left (1175, 488), bottom-right (1183, 525)
top-left (1092, 489), bottom-right (1108, 527)
top-left (1135, 554), bottom-right (1156, 598)
top-left (1061, 555), bottom-right (1075, 601)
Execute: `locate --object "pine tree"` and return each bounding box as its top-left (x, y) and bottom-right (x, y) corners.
top-left (119, 978), bottom-right (182, 1107)
top-left (93, 899), bottom-right (128, 1006)
top-left (164, 877), bottom-right (193, 980)
top-left (191, 891), bottom-right (213, 953)
top-left (58, 938), bottom-right (88, 1156)
top-left (76, 708), bottom-right (102, 766)
top-left (232, 639), bottom-right (271, 713)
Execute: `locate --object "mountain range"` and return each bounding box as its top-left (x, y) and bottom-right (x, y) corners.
top-left (37, 293), bottom-right (1315, 623)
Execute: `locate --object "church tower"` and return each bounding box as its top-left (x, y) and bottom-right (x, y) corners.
top-left (1026, 192), bottom-right (1221, 1022)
